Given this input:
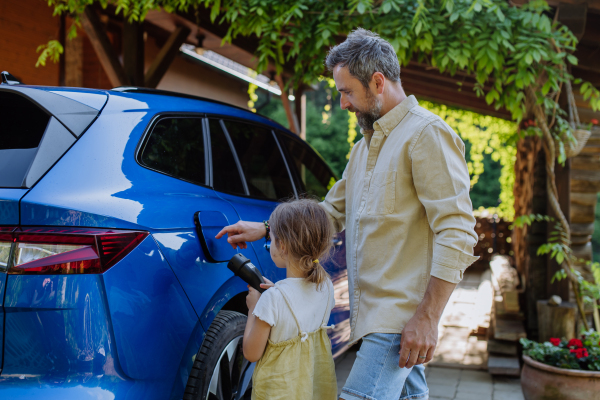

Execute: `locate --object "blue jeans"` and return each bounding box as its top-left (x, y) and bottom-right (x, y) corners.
top-left (340, 333), bottom-right (429, 400)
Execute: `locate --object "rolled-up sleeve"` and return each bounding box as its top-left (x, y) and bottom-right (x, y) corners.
top-left (319, 165), bottom-right (347, 233)
top-left (410, 120), bottom-right (479, 284)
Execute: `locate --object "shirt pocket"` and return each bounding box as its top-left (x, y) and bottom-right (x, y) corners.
top-left (367, 170), bottom-right (396, 215)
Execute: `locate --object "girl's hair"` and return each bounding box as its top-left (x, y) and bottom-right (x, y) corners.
top-left (269, 198), bottom-right (333, 288)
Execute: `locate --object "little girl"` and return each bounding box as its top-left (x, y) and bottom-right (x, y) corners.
top-left (243, 198), bottom-right (337, 400)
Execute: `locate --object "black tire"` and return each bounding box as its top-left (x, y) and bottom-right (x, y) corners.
top-left (183, 310), bottom-right (255, 400)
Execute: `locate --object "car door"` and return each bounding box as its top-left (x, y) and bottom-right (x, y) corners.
top-left (276, 131), bottom-right (351, 357)
top-left (138, 115), bottom-right (260, 329)
top-left (206, 118), bottom-right (296, 283)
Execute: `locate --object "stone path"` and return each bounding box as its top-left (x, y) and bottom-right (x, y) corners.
top-left (335, 349), bottom-right (524, 400)
top-left (334, 268), bottom-right (524, 399)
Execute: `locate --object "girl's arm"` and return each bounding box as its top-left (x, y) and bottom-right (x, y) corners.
top-left (243, 286), bottom-right (271, 362)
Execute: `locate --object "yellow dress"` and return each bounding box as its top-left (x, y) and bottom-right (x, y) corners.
top-left (252, 285), bottom-right (337, 400)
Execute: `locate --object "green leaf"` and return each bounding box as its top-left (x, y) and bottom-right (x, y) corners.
top-left (382, 2), bottom-right (391, 13)
top-left (210, 0), bottom-right (221, 22)
top-left (357, 2), bottom-right (366, 14)
top-left (415, 20), bottom-right (423, 36)
top-left (567, 54), bottom-right (578, 65)
top-left (496, 8), bottom-right (505, 22)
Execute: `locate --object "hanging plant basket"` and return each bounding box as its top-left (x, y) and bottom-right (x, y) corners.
top-left (565, 128), bottom-right (592, 158)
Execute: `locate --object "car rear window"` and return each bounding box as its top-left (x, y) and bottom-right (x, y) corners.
top-left (223, 120), bottom-right (295, 200)
top-left (139, 117), bottom-right (206, 186)
top-left (0, 92), bottom-right (51, 187)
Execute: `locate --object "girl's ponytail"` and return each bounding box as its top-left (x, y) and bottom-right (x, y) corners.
top-left (270, 199), bottom-right (333, 289)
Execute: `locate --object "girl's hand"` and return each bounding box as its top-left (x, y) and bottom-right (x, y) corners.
top-left (246, 285), bottom-right (261, 312)
top-left (259, 277), bottom-right (275, 291)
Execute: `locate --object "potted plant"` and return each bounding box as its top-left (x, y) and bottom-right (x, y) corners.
top-left (520, 331), bottom-right (600, 400)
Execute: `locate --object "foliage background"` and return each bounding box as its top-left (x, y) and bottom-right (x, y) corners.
top-left (255, 84), bottom-right (512, 216)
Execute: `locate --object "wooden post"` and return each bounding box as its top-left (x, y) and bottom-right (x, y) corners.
top-left (59, 14), bottom-right (66, 86)
top-left (547, 158), bottom-right (571, 299)
top-left (537, 300), bottom-right (576, 342)
top-left (144, 25), bottom-right (191, 88)
top-left (275, 74), bottom-right (299, 134)
top-left (65, 31), bottom-right (83, 87)
top-left (80, 8), bottom-right (129, 87)
top-left (123, 20), bottom-right (145, 86)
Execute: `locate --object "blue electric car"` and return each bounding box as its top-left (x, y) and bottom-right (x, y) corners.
top-left (0, 77), bottom-right (350, 399)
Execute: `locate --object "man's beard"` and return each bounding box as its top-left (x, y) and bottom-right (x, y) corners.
top-left (355, 88), bottom-right (383, 131)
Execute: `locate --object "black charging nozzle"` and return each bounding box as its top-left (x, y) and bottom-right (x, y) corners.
top-left (227, 254), bottom-right (266, 293)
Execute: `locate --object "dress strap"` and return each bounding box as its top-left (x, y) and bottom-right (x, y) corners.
top-left (278, 287), bottom-right (307, 341)
top-left (320, 280), bottom-right (334, 328)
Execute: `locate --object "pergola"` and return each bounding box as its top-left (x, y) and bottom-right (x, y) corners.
top-left (75, 1), bottom-right (600, 339)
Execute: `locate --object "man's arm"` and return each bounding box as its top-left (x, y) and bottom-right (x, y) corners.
top-left (399, 120), bottom-right (479, 368)
top-left (216, 157), bottom-right (352, 248)
top-left (215, 221), bottom-right (266, 249)
top-left (398, 277), bottom-right (455, 368)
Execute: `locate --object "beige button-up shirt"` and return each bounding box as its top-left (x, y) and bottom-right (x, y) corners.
top-left (320, 95), bottom-right (479, 345)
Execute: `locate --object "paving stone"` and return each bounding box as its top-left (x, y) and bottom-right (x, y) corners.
top-left (428, 383), bottom-right (458, 399)
top-left (493, 390), bottom-right (525, 400)
top-left (455, 389), bottom-right (493, 400)
top-left (457, 380), bottom-right (494, 394)
top-left (493, 380), bottom-right (523, 393)
top-left (426, 367), bottom-right (461, 384)
top-left (460, 369), bottom-right (493, 383)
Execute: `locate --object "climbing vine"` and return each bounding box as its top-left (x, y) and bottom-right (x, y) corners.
top-left (420, 101), bottom-right (517, 220)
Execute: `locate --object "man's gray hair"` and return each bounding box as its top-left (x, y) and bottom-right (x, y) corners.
top-left (325, 28), bottom-right (400, 88)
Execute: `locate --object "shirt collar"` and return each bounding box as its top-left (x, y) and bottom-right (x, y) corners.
top-left (374, 95), bottom-right (418, 136)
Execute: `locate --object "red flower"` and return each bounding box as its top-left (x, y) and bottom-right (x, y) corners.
top-left (550, 338), bottom-right (561, 346)
top-left (568, 338), bottom-right (583, 348)
top-left (570, 348), bottom-right (588, 358)
top-left (591, 118), bottom-right (599, 125)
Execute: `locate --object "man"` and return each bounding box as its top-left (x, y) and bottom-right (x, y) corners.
top-left (216, 28), bottom-right (478, 400)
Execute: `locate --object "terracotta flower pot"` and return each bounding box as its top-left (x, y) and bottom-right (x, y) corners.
top-left (521, 355), bottom-right (600, 400)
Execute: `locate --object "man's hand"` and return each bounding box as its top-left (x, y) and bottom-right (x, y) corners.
top-left (398, 311), bottom-right (438, 368)
top-left (215, 221), bottom-right (266, 250)
top-left (398, 276), bottom-right (456, 368)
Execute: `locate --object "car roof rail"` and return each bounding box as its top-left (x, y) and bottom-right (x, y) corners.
top-left (1, 71), bottom-right (21, 85)
top-left (111, 86), bottom-right (286, 131)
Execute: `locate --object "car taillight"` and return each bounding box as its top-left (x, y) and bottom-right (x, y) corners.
top-left (2, 227), bottom-right (148, 275)
top-left (0, 226), bottom-right (14, 270)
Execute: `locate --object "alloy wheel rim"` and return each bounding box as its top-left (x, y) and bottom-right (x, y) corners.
top-left (207, 335), bottom-right (255, 400)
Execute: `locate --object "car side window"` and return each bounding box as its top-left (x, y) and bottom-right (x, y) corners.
top-left (222, 120), bottom-right (295, 200)
top-left (277, 132), bottom-right (336, 200)
top-left (208, 119), bottom-right (246, 195)
top-left (139, 117), bottom-right (205, 185)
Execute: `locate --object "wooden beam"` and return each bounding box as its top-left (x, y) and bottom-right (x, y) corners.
top-left (558, 2), bottom-right (588, 39)
top-left (123, 20), bottom-right (145, 86)
top-left (275, 74), bottom-right (299, 134)
top-left (81, 7), bottom-right (129, 87)
top-left (145, 25), bottom-right (191, 88)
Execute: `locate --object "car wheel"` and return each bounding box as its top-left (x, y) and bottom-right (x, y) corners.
top-left (184, 310), bottom-right (255, 400)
